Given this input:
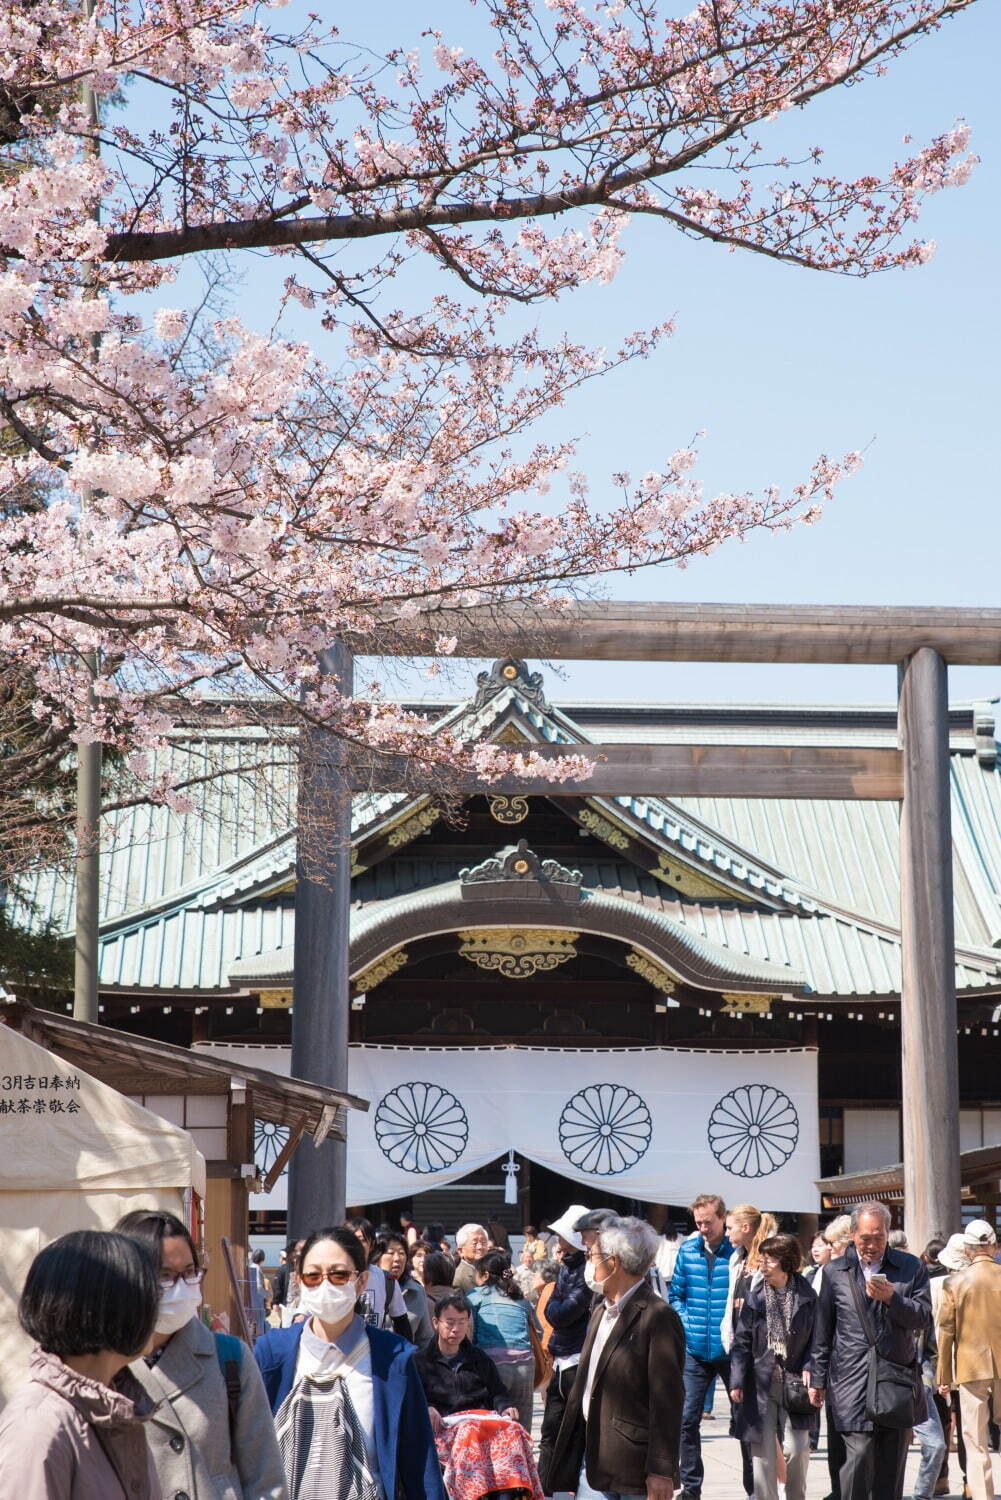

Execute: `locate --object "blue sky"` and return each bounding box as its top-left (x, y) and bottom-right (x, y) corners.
top-left (162, 0), bottom-right (1001, 710)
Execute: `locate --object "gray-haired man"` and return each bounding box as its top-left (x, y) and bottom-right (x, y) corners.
top-left (452, 1222), bottom-right (491, 1292)
top-left (809, 1201), bottom-right (931, 1500)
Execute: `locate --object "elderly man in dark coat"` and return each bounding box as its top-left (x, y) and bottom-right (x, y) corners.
top-left (808, 1200), bottom-right (931, 1500)
top-left (549, 1216), bottom-right (685, 1500)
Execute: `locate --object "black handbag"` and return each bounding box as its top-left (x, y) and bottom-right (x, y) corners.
top-left (846, 1268), bottom-right (919, 1430)
top-left (781, 1366), bottom-right (814, 1416)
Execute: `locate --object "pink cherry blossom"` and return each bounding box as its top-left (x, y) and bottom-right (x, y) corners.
top-left (0, 0), bottom-right (979, 875)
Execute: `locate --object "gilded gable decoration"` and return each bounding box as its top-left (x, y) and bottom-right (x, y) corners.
top-left (721, 992), bottom-right (776, 1015)
top-left (351, 948), bottom-right (408, 995)
top-left (458, 927), bottom-right (580, 979)
top-left (578, 806), bottom-right (630, 851)
top-left (489, 794), bottom-right (530, 824)
top-left (624, 950), bottom-right (677, 995)
top-left (385, 803), bottom-right (440, 848)
top-left (651, 851), bottom-right (746, 901)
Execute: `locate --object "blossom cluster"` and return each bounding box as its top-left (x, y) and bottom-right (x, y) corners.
top-left (0, 0), bottom-right (976, 868)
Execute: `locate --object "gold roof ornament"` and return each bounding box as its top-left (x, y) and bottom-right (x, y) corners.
top-left (489, 794), bottom-right (530, 825)
top-left (721, 992), bottom-right (776, 1015)
top-left (578, 806), bottom-right (630, 851)
top-left (385, 803), bottom-right (440, 848)
top-left (624, 950), bottom-right (677, 995)
top-left (258, 988), bottom-right (293, 1009)
top-left (458, 928), bottom-right (580, 979)
top-left (651, 851), bottom-right (748, 902)
top-left (351, 947), bottom-right (408, 995)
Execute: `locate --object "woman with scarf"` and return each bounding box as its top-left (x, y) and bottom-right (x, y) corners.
top-left (254, 1226), bottom-right (445, 1500)
top-left (115, 1209), bottom-right (287, 1500)
top-left (729, 1233), bottom-right (817, 1500)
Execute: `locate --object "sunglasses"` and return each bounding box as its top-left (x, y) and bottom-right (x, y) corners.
top-left (300, 1268), bottom-right (358, 1287)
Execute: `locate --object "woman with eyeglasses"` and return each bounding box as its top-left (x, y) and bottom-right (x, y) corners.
top-left (254, 1226), bottom-right (445, 1500)
top-left (115, 1209), bottom-right (287, 1500)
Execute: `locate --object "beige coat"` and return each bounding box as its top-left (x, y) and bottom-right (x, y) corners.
top-left (127, 1316), bottom-right (287, 1500)
top-left (936, 1257), bottom-right (1001, 1387)
top-left (0, 1347), bottom-right (161, 1500)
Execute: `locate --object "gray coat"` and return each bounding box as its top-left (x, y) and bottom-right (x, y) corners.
top-left (809, 1244), bottom-right (931, 1433)
top-left (128, 1317), bottom-right (287, 1500)
top-left (400, 1277), bottom-right (434, 1346)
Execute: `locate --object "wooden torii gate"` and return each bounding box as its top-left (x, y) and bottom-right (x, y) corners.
top-left (289, 604), bottom-right (1001, 1248)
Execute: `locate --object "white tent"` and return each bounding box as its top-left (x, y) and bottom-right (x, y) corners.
top-left (0, 1026), bottom-right (206, 1403)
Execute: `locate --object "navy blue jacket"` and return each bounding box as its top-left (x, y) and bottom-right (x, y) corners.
top-left (729, 1273), bottom-right (817, 1445)
top-left (254, 1321), bottom-right (446, 1500)
top-left (546, 1251), bottom-right (591, 1361)
top-left (668, 1234), bottom-right (733, 1362)
top-left (809, 1244), bottom-right (930, 1433)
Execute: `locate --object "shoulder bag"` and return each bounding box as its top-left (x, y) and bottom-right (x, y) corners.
top-left (528, 1310), bottom-right (553, 1389)
top-left (780, 1365), bottom-right (814, 1416)
top-left (846, 1269), bottom-right (918, 1429)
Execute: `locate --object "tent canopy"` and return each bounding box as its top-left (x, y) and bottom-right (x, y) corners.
top-left (1, 1025), bottom-right (205, 1195)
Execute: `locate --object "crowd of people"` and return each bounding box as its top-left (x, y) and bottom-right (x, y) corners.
top-left (1, 1194), bottom-right (1000, 1500)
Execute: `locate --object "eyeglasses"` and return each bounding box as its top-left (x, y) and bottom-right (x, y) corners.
top-left (584, 1251), bottom-right (611, 1263)
top-left (159, 1269), bottom-right (205, 1289)
top-left (300, 1268), bottom-right (358, 1287)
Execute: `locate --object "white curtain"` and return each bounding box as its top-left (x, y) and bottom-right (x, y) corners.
top-left (198, 1043), bottom-right (820, 1211)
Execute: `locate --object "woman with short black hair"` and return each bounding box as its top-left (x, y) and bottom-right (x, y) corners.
top-left (0, 1229), bottom-right (160, 1499)
top-left (115, 1209), bottom-right (286, 1500)
top-left (422, 1250), bottom-right (458, 1312)
top-left (254, 1226), bottom-right (445, 1500)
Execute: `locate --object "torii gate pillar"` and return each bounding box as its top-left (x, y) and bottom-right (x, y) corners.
top-left (288, 642), bottom-right (353, 1236)
top-left (898, 647), bottom-right (961, 1248)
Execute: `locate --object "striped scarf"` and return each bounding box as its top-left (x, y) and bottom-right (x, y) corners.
top-left (275, 1336), bottom-right (381, 1500)
top-left (763, 1281), bottom-right (796, 1360)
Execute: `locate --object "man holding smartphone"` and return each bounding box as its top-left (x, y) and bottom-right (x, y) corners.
top-left (808, 1201), bottom-right (932, 1500)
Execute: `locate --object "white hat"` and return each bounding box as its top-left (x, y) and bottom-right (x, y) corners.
top-left (544, 1205), bottom-right (589, 1251)
top-left (964, 1219), bottom-right (998, 1247)
top-left (938, 1233), bottom-right (970, 1272)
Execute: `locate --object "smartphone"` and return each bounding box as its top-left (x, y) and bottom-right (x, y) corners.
top-left (868, 1272), bottom-right (889, 1287)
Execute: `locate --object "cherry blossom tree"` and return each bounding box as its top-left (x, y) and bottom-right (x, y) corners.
top-left (0, 0), bottom-right (978, 876)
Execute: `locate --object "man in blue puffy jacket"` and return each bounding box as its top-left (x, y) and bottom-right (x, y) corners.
top-left (668, 1193), bottom-right (734, 1500)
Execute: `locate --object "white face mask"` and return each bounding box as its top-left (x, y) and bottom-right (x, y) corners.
top-left (298, 1277), bottom-right (358, 1324)
top-left (156, 1278), bottom-right (202, 1336)
top-left (583, 1260), bottom-right (600, 1291)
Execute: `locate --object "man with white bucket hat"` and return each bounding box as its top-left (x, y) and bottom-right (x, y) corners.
top-left (538, 1205), bottom-right (592, 1493)
top-left (937, 1220), bottom-right (1001, 1500)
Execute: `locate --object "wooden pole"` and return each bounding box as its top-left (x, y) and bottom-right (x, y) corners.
top-left (288, 642), bottom-right (353, 1235)
top-left (898, 648), bottom-right (961, 1248)
top-left (73, 712), bottom-right (101, 1023)
top-left (353, 602), bottom-right (1001, 665)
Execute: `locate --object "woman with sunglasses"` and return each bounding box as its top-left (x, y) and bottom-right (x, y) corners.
top-left (254, 1226), bottom-right (445, 1500)
top-left (115, 1210), bottom-right (287, 1500)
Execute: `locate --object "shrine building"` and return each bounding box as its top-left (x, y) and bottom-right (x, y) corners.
top-left (14, 658), bottom-right (1001, 1236)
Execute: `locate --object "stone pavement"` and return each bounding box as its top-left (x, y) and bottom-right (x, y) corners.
top-left (540, 1388), bottom-right (998, 1498)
